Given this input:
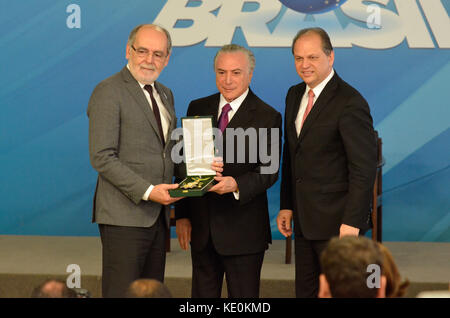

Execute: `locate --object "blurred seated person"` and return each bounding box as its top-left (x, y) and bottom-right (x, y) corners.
top-left (126, 278), bottom-right (172, 298)
top-left (377, 242), bottom-right (409, 297)
top-left (31, 279), bottom-right (77, 298)
top-left (319, 236), bottom-right (386, 298)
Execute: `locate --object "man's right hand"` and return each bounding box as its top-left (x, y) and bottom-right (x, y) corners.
top-left (277, 209), bottom-right (293, 237)
top-left (176, 218), bottom-right (192, 250)
top-left (148, 183), bottom-right (183, 205)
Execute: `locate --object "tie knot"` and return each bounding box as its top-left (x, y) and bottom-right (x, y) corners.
top-left (144, 84), bottom-right (153, 94)
top-left (308, 89), bottom-right (315, 98)
top-left (222, 103), bottom-right (232, 114)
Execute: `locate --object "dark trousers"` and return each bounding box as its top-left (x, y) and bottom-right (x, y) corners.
top-left (294, 234), bottom-right (329, 298)
top-left (191, 236), bottom-right (265, 298)
top-left (294, 227), bottom-right (369, 298)
top-left (98, 212), bottom-right (167, 298)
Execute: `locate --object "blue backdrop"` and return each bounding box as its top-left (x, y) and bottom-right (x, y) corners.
top-left (1, 0), bottom-right (449, 241)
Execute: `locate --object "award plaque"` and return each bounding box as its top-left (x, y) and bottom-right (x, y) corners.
top-left (169, 116), bottom-right (216, 197)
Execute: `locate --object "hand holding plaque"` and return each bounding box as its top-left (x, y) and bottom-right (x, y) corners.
top-left (169, 116), bottom-right (216, 197)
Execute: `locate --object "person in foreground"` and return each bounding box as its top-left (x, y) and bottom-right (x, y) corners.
top-left (319, 236), bottom-right (386, 298)
top-left (127, 278), bottom-right (172, 298)
top-left (31, 279), bottom-right (77, 298)
top-left (277, 27), bottom-right (378, 297)
top-left (87, 24), bottom-right (181, 297)
top-left (175, 44), bottom-right (282, 298)
top-left (377, 242), bottom-right (409, 297)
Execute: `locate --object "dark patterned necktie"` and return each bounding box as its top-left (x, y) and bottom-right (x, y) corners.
top-left (144, 84), bottom-right (165, 147)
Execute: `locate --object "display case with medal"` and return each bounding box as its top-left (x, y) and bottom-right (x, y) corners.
top-left (169, 116), bottom-right (216, 197)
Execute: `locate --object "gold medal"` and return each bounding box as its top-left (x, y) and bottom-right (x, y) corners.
top-left (180, 177), bottom-right (210, 189)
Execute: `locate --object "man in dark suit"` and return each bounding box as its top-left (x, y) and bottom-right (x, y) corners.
top-left (87, 24), bottom-right (181, 298)
top-left (277, 28), bottom-right (377, 298)
top-left (175, 44), bottom-right (282, 298)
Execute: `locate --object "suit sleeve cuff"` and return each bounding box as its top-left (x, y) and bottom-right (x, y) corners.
top-left (142, 184), bottom-right (154, 201)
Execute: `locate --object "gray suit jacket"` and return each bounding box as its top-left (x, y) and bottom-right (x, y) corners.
top-left (87, 66), bottom-right (176, 228)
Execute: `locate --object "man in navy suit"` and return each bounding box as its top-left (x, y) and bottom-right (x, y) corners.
top-left (277, 28), bottom-right (377, 297)
top-left (175, 44), bottom-right (282, 298)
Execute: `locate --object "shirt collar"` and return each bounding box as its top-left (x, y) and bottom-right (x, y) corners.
top-left (126, 64), bottom-right (155, 90)
top-left (219, 88), bottom-right (249, 112)
top-left (307, 69), bottom-right (334, 98)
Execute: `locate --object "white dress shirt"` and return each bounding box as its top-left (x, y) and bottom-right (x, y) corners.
top-left (126, 65), bottom-right (171, 201)
top-left (218, 89), bottom-right (249, 200)
top-left (295, 69), bottom-right (335, 136)
top-left (217, 88), bottom-right (249, 122)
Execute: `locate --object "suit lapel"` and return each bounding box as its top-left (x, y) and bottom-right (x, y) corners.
top-left (226, 89), bottom-right (257, 130)
top-left (155, 81), bottom-right (177, 150)
top-left (202, 94), bottom-right (220, 128)
top-left (120, 67), bottom-right (165, 147)
top-left (298, 73), bottom-right (339, 143)
top-left (287, 83), bottom-right (305, 144)
top-left (155, 81), bottom-right (175, 121)
top-left (214, 90), bottom-right (256, 165)
top-left (206, 90), bottom-right (257, 131)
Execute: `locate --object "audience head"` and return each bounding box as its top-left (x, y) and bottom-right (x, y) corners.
top-left (31, 279), bottom-right (77, 298)
top-left (377, 242), bottom-right (409, 297)
top-left (319, 236), bottom-right (386, 298)
top-left (126, 279), bottom-right (172, 298)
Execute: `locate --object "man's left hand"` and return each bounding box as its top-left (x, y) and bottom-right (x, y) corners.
top-left (208, 176), bottom-right (238, 195)
top-left (211, 157), bottom-right (224, 177)
top-left (339, 224), bottom-right (360, 238)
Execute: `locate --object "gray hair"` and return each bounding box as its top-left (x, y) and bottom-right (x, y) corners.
top-left (214, 44), bottom-right (255, 73)
top-left (291, 27), bottom-right (333, 56)
top-left (127, 24), bottom-right (172, 56)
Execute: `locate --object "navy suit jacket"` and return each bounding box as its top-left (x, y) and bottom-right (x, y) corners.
top-left (280, 72), bottom-right (377, 240)
top-left (175, 89), bottom-right (282, 255)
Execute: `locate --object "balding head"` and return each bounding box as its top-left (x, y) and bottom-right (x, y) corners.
top-left (127, 279), bottom-right (172, 298)
top-left (31, 279), bottom-right (77, 298)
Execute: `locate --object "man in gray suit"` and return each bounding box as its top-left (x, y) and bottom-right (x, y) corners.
top-left (87, 24), bottom-right (181, 298)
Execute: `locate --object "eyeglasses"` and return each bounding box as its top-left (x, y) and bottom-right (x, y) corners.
top-left (131, 45), bottom-right (167, 61)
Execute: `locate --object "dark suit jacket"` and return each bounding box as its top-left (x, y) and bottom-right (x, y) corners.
top-left (175, 89), bottom-right (282, 256)
top-left (280, 72), bottom-right (377, 240)
top-left (87, 67), bottom-right (177, 228)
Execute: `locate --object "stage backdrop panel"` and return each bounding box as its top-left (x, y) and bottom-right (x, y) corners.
top-left (0, 0), bottom-right (449, 241)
